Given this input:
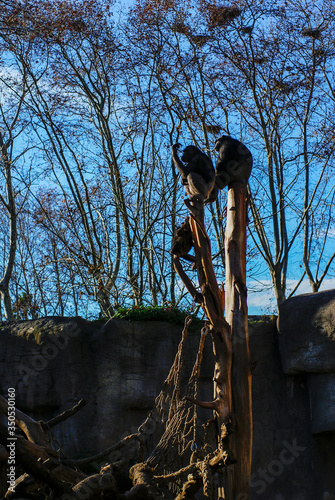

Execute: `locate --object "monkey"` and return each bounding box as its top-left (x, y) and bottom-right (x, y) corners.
top-left (170, 217), bottom-right (203, 304)
top-left (170, 217), bottom-right (195, 264)
top-left (171, 143), bottom-right (215, 209)
top-left (205, 135), bottom-right (253, 204)
top-left (214, 135), bottom-right (252, 189)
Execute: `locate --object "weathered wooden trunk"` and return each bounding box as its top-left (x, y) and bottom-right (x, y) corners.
top-left (180, 182), bottom-right (252, 498)
top-left (224, 182), bottom-right (252, 498)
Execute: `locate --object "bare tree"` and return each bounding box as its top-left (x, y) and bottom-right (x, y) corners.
top-left (198, 0), bottom-right (335, 306)
top-left (0, 54), bottom-right (30, 319)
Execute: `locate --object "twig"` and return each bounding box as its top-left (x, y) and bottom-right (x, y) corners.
top-left (42, 399), bottom-right (87, 430)
top-left (62, 433), bottom-right (140, 466)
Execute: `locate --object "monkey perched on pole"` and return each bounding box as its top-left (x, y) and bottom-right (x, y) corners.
top-left (206, 136), bottom-right (253, 203)
top-left (171, 143), bottom-right (215, 210)
top-left (214, 135), bottom-right (252, 188)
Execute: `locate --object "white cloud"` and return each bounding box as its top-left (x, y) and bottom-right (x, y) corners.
top-left (246, 278), bottom-right (335, 316)
top-left (247, 280), bottom-right (276, 315)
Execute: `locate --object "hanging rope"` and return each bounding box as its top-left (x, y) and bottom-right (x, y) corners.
top-left (63, 313), bottom-right (216, 497)
top-left (143, 317), bottom-right (209, 484)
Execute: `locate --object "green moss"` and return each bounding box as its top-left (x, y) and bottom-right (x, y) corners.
top-left (248, 314), bottom-right (277, 325)
top-left (112, 305), bottom-right (201, 326)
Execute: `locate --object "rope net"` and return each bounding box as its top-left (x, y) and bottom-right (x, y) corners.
top-left (55, 314), bottom-right (223, 498)
top-left (136, 315), bottom-right (213, 493)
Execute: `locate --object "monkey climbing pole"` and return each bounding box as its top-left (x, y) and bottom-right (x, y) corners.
top-left (174, 182), bottom-right (252, 499)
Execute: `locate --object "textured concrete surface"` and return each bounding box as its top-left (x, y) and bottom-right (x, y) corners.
top-left (0, 300), bottom-right (334, 499)
top-left (278, 289), bottom-right (335, 374)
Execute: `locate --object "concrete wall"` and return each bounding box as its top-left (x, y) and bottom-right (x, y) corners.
top-left (1, 298), bottom-right (335, 499)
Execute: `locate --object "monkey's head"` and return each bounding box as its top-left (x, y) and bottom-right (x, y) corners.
top-left (214, 135), bottom-right (231, 151)
top-left (181, 145), bottom-right (201, 163)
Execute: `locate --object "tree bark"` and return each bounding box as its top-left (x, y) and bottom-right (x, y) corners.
top-left (0, 395), bottom-right (55, 455)
top-left (188, 214), bottom-right (233, 424)
top-left (0, 423), bottom-right (84, 495)
top-left (0, 132), bottom-right (17, 320)
top-left (224, 183), bottom-right (252, 498)
top-left (175, 187), bottom-right (252, 499)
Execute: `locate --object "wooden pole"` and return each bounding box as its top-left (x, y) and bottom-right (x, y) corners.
top-left (173, 184), bottom-right (252, 498)
top-left (189, 213), bottom-right (233, 426)
top-left (224, 182), bottom-right (252, 498)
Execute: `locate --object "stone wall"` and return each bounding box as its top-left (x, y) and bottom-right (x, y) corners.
top-left (278, 289), bottom-right (335, 500)
top-left (0, 292), bottom-right (335, 499)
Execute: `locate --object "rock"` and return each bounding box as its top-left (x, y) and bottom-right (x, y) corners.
top-left (307, 373), bottom-right (335, 434)
top-left (277, 289), bottom-right (335, 374)
top-left (0, 316), bottom-right (213, 458)
top-left (248, 317), bottom-right (316, 500)
top-left (1, 311), bottom-right (335, 498)
top-left (92, 319), bottom-right (214, 453)
top-left (277, 289), bottom-right (335, 497)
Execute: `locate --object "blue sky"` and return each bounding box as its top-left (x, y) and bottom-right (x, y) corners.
top-left (247, 277), bottom-right (335, 315)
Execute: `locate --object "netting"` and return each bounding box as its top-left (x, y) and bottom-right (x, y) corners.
top-left (138, 315), bottom-right (208, 473)
top-left (60, 314), bottom-right (220, 498)
top-left (123, 313), bottom-right (221, 500)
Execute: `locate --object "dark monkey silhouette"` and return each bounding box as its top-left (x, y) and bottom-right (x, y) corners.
top-left (170, 216), bottom-right (203, 303)
top-left (172, 138), bottom-right (252, 206)
top-left (213, 135), bottom-right (252, 190)
top-left (171, 143), bottom-right (215, 209)
top-left (205, 134), bottom-right (253, 211)
top-left (170, 217), bottom-right (195, 264)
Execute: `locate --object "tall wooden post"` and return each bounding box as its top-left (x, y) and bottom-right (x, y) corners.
top-left (224, 182), bottom-right (252, 498)
top-left (172, 181), bottom-right (252, 498)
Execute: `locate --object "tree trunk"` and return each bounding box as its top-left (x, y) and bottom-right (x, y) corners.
top-left (271, 267), bottom-right (286, 307)
top-left (0, 132), bottom-right (17, 321)
top-left (97, 288), bottom-right (114, 318)
top-left (224, 183), bottom-right (252, 498)
top-left (188, 214), bottom-right (233, 425)
top-left (0, 287), bottom-right (13, 320)
top-left (176, 191), bottom-right (252, 498)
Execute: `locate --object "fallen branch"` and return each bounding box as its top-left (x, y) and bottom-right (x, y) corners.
top-left (72, 465), bottom-right (118, 499)
top-left (62, 433), bottom-right (140, 466)
top-left (42, 399), bottom-right (87, 430)
top-left (128, 462), bottom-right (162, 500)
top-left (0, 395), bottom-right (55, 455)
top-left (0, 423), bottom-right (83, 495)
